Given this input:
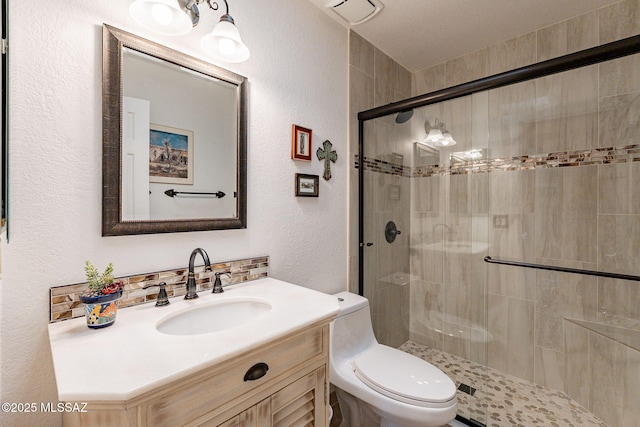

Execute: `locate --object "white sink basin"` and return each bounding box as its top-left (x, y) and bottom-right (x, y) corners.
top-left (156, 298), bottom-right (272, 336)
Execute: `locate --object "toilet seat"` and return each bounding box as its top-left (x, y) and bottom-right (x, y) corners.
top-left (352, 345), bottom-right (456, 408)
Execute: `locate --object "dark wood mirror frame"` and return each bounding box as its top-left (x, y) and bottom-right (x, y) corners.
top-left (102, 24), bottom-right (247, 236)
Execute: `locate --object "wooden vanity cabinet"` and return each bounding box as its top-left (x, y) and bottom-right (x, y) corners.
top-left (62, 321), bottom-right (331, 427)
top-left (214, 367), bottom-right (325, 427)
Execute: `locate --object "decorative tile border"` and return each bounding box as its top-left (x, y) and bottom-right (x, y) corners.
top-left (49, 256), bottom-right (269, 323)
top-left (355, 144), bottom-right (640, 177)
top-left (356, 156), bottom-right (413, 177)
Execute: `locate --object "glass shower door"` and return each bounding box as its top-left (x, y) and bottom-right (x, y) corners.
top-left (359, 43), bottom-right (640, 426)
top-left (360, 115), bottom-right (412, 348)
top-left (360, 96), bottom-right (492, 424)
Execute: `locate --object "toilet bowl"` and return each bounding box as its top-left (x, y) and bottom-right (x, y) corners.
top-left (330, 292), bottom-right (457, 427)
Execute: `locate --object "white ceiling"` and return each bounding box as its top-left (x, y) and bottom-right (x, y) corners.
top-left (309, 0), bottom-right (623, 72)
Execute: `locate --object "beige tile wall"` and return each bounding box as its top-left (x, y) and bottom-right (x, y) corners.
top-left (349, 31), bottom-right (412, 347)
top-left (351, 1), bottom-right (640, 422)
top-left (564, 321), bottom-right (640, 426)
top-left (405, 0), bottom-right (640, 424)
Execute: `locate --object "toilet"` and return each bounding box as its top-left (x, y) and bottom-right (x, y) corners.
top-left (330, 292), bottom-right (457, 427)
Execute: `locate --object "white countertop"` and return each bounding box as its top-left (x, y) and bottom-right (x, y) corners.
top-left (47, 277), bottom-right (340, 401)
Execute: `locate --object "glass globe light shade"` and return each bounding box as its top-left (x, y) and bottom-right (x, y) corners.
top-left (129, 0), bottom-right (193, 36)
top-left (200, 18), bottom-right (250, 63)
top-left (425, 128), bottom-right (443, 143)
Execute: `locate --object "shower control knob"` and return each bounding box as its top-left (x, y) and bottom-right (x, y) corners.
top-left (385, 221), bottom-right (401, 243)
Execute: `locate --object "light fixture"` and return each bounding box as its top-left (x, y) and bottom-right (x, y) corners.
top-left (424, 119), bottom-right (457, 147)
top-left (130, 0), bottom-right (250, 63)
top-left (451, 148), bottom-right (486, 164)
top-left (200, 10), bottom-right (249, 62)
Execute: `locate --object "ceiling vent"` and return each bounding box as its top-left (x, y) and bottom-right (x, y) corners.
top-left (327, 0), bottom-right (384, 25)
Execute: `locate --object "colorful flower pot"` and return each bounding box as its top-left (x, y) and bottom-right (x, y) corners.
top-left (79, 291), bottom-right (122, 329)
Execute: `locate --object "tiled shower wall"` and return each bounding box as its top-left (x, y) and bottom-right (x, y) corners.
top-left (350, 0), bottom-right (640, 425)
top-left (406, 1), bottom-right (640, 425)
top-left (348, 31), bottom-right (413, 347)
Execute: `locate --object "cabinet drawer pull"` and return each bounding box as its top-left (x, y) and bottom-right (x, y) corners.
top-left (244, 362), bottom-right (269, 381)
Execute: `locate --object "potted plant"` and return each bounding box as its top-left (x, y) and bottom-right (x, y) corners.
top-left (79, 261), bottom-right (124, 329)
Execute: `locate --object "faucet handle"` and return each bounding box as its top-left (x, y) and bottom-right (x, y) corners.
top-left (212, 272), bottom-right (231, 294)
top-left (143, 281), bottom-right (170, 307)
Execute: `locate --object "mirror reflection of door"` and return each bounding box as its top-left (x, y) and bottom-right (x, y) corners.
top-left (122, 48), bottom-right (238, 221)
top-left (122, 97), bottom-right (150, 221)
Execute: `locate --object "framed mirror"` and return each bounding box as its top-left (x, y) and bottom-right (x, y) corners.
top-left (102, 24), bottom-right (247, 236)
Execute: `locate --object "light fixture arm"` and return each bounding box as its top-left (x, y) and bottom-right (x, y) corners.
top-left (207, 0), bottom-right (235, 24)
top-left (182, 0), bottom-right (232, 27)
top-left (426, 119), bottom-right (447, 132)
top-left (182, 0), bottom-right (200, 27)
top-left (206, 0), bottom-right (228, 14)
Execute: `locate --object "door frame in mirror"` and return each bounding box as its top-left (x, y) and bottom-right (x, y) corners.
top-left (102, 24), bottom-right (247, 236)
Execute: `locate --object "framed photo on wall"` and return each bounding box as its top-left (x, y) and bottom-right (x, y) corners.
top-left (149, 124), bottom-right (194, 185)
top-left (295, 173), bottom-right (319, 197)
top-left (291, 124), bottom-right (312, 161)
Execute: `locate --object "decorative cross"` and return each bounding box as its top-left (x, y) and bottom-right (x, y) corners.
top-left (316, 140), bottom-right (338, 181)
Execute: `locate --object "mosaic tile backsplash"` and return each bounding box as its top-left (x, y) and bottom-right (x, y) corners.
top-left (49, 256), bottom-right (269, 323)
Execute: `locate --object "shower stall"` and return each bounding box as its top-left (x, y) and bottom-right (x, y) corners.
top-left (357, 34), bottom-right (640, 427)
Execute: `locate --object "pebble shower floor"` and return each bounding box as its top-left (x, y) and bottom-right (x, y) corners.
top-left (399, 341), bottom-right (608, 427)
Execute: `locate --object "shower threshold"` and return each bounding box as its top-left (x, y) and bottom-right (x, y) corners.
top-left (399, 341), bottom-right (608, 427)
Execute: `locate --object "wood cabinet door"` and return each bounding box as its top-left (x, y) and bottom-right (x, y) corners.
top-left (215, 367), bottom-right (326, 427)
top-left (269, 367), bottom-right (326, 427)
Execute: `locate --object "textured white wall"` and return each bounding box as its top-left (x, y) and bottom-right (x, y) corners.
top-left (0, 0), bottom-right (348, 425)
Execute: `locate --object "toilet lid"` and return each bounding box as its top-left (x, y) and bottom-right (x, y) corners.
top-left (352, 345), bottom-right (456, 407)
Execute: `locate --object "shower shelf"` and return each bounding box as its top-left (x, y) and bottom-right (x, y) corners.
top-left (484, 256), bottom-right (640, 282)
top-left (566, 318), bottom-right (640, 352)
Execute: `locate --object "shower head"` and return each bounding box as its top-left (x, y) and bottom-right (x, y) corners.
top-left (395, 109), bottom-right (413, 124)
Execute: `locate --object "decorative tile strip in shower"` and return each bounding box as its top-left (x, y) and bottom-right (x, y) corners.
top-left (355, 144), bottom-right (640, 178)
top-left (399, 341), bottom-right (608, 427)
top-left (49, 256), bottom-right (269, 323)
top-left (355, 154), bottom-right (413, 177)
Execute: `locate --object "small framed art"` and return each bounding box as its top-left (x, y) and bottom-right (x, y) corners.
top-left (291, 124), bottom-right (312, 161)
top-left (295, 173), bottom-right (319, 197)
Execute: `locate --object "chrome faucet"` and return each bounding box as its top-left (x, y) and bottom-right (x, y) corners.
top-left (185, 248), bottom-right (212, 300)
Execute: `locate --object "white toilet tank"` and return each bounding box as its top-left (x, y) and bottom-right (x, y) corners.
top-left (331, 292), bottom-right (378, 361)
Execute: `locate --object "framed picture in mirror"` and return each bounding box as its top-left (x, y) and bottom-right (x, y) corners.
top-left (149, 124), bottom-right (194, 185)
top-left (292, 124), bottom-right (312, 161)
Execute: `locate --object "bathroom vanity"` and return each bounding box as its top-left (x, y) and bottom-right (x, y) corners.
top-left (47, 278), bottom-right (339, 426)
